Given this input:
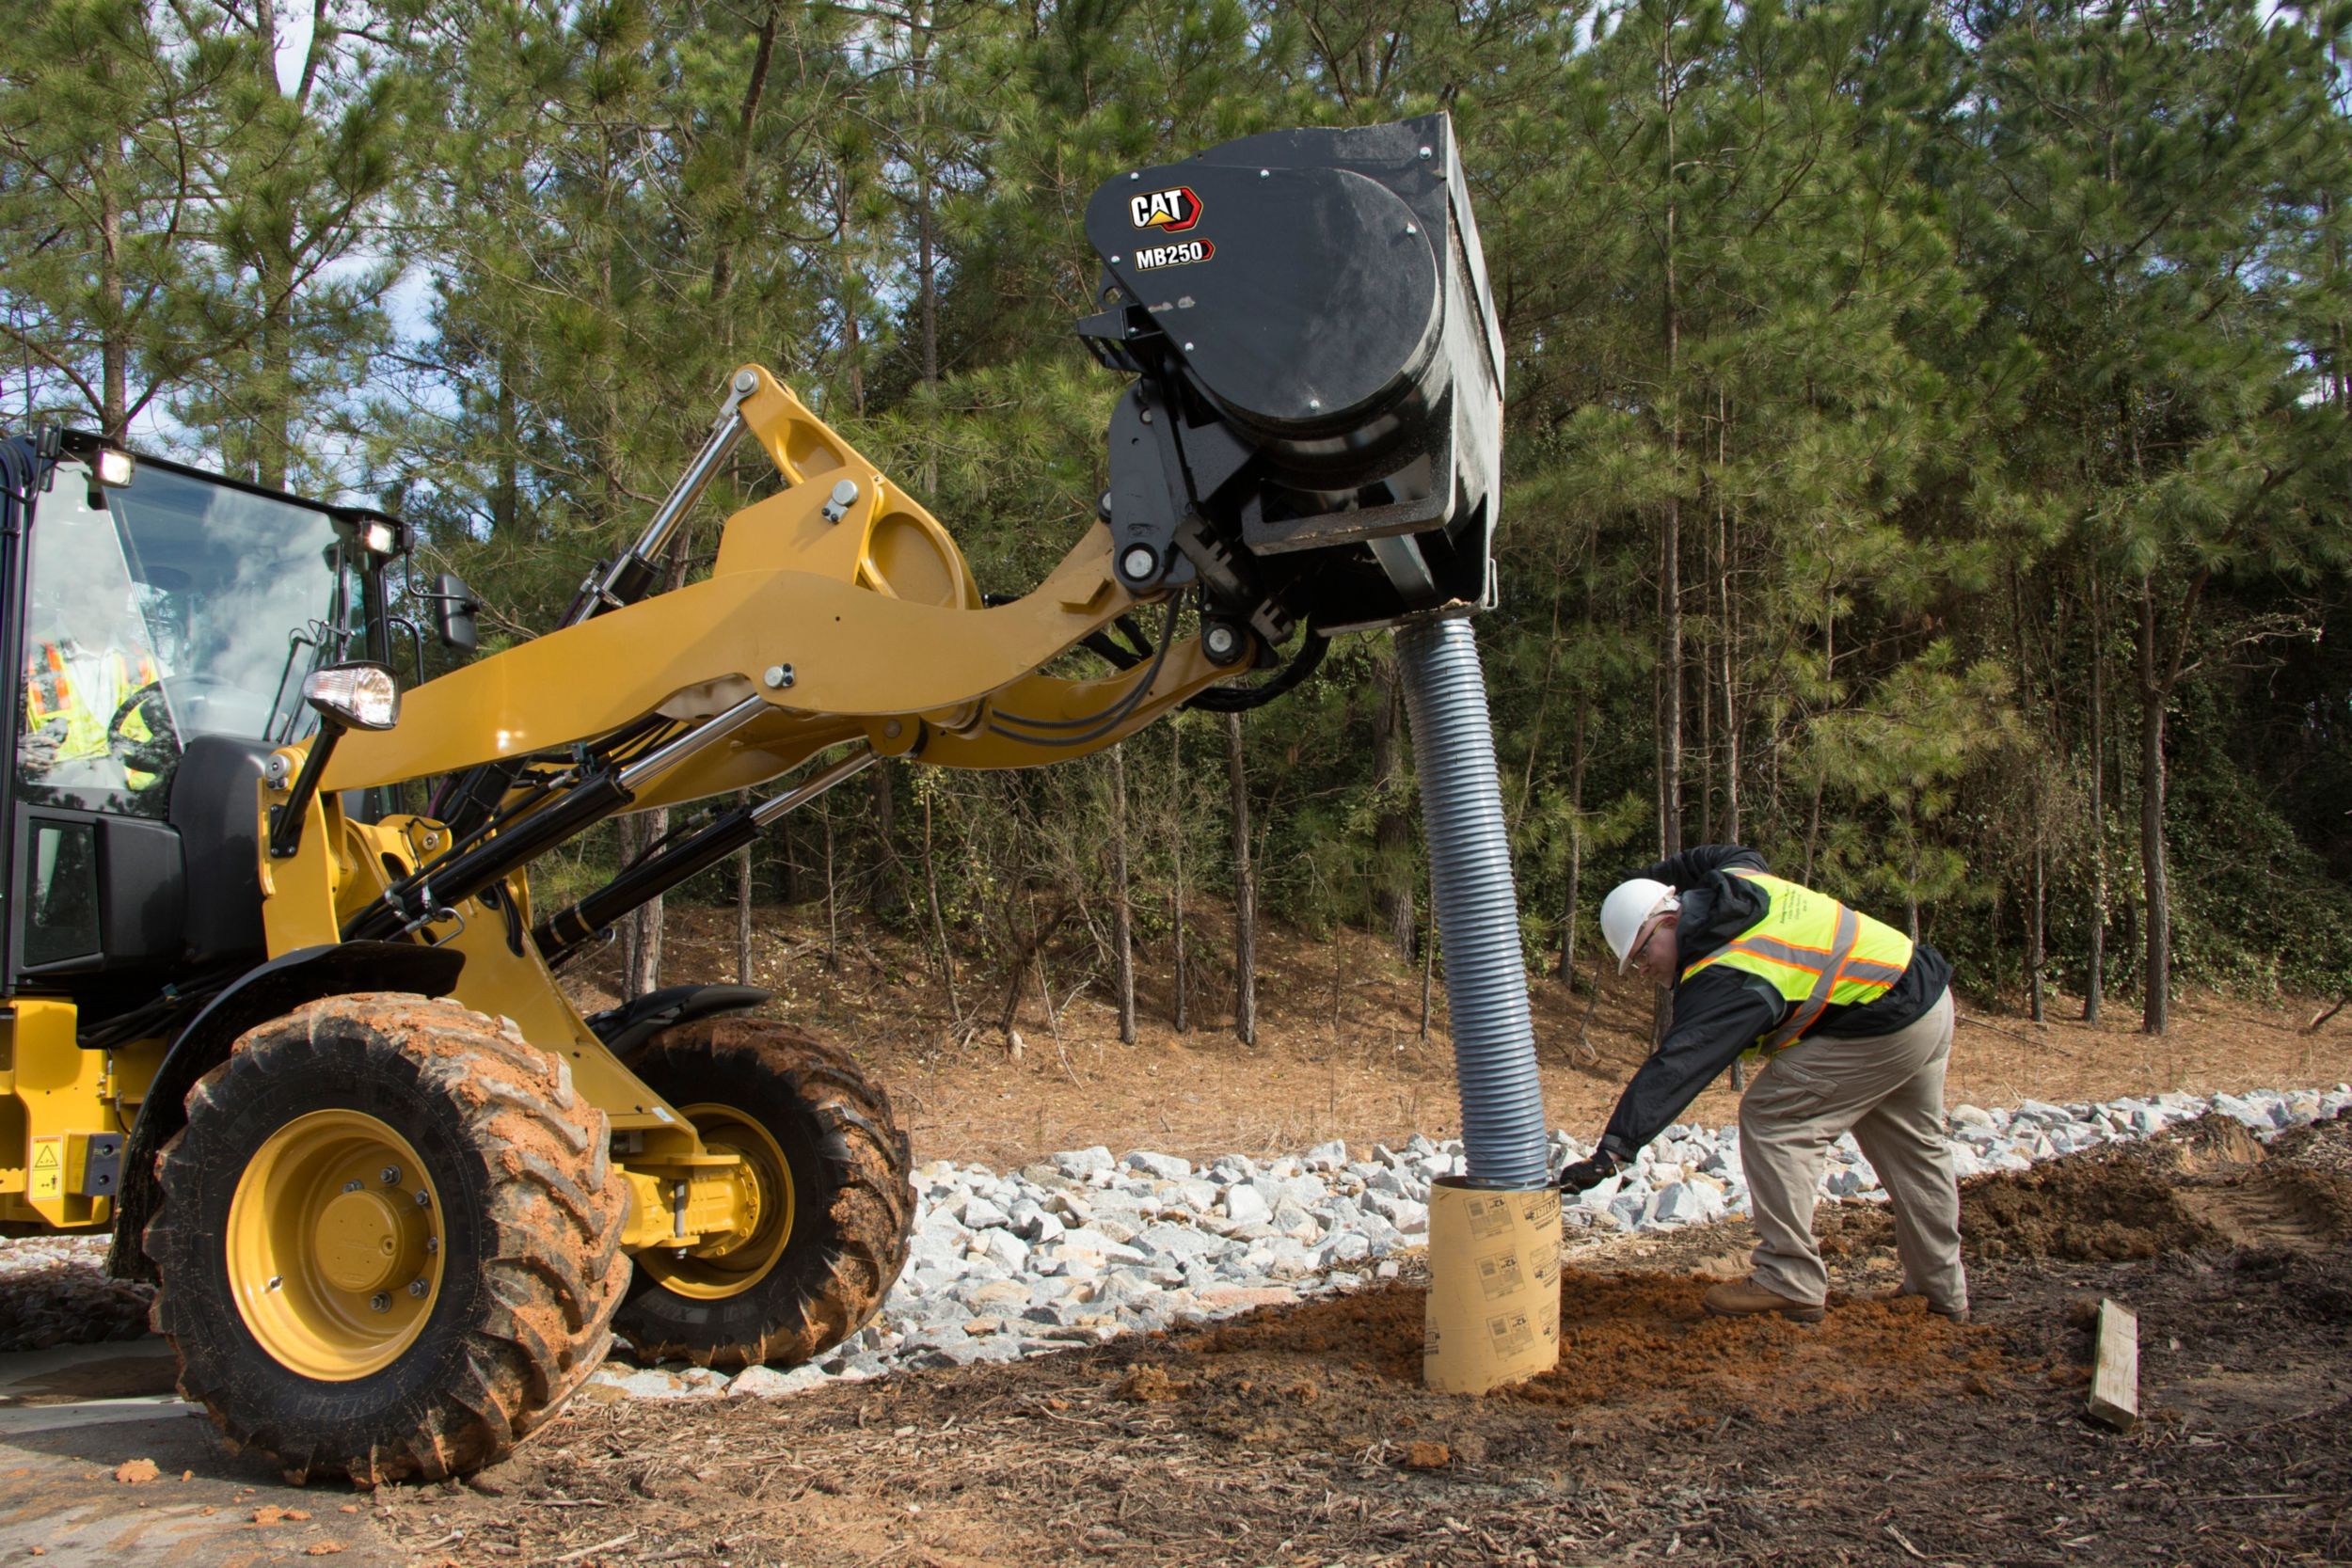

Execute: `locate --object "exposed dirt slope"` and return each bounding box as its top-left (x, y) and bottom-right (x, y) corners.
top-left (573, 902), bottom-right (2352, 1170)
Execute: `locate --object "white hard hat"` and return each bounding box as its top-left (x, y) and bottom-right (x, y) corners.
top-left (1600, 878), bottom-right (1679, 974)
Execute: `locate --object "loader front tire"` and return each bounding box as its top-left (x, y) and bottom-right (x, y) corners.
top-left (145, 993), bottom-right (630, 1484)
top-left (614, 1018), bottom-right (913, 1369)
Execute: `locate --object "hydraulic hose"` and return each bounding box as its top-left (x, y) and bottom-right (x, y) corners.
top-left (1394, 615), bottom-right (1549, 1189)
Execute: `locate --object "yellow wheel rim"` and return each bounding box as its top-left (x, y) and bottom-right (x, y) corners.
top-left (636, 1104), bottom-right (796, 1302)
top-left (225, 1109), bottom-right (445, 1382)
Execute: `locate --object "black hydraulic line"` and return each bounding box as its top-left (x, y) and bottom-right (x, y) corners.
top-left (344, 768), bottom-right (633, 942)
top-left (533, 748), bottom-right (879, 968)
top-left (533, 800), bottom-right (756, 964)
top-left (349, 695), bottom-right (770, 942)
top-left (984, 597), bottom-right (1181, 748)
top-left (1184, 627), bottom-right (1328, 713)
top-left (1078, 611), bottom-right (1154, 670)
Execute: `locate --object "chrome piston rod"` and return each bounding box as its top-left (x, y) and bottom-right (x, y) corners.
top-left (566, 370), bottom-right (766, 626)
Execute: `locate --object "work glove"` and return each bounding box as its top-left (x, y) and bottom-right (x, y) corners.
top-left (1556, 1149), bottom-right (1624, 1195)
top-left (16, 720), bottom-right (61, 777)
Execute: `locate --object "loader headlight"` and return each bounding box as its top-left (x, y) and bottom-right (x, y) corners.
top-left (56, 430), bottom-right (136, 488)
top-left (303, 661), bottom-right (401, 732)
top-left (336, 507), bottom-right (405, 560)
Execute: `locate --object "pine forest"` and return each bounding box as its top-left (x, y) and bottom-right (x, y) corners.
top-left (6, 0), bottom-right (2350, 1037)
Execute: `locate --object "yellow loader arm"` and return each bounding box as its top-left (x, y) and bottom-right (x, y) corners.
top-left (326, 366), bottom-right (1229, 800)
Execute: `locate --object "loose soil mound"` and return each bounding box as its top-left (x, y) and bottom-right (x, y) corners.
top-left (1175, 1268), bottom-right (2001, 1444)
top-left (1819, 1108), bottom-right (2352, 1264)
top-left (369, 1114), bottom-right (2352, 1566)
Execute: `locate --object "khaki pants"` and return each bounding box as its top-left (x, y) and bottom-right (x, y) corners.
top-left (1736, 989), bottom-right (1964, 1312)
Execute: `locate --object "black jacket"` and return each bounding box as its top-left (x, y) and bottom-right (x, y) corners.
top-left (1597, 846), bottom-right (1951, 1161)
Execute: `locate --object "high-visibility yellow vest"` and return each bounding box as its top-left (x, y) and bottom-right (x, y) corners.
top-left (1680, 869), bottom-right (1915, 1055)
top-left (24, 643), bottom-right (161, 780)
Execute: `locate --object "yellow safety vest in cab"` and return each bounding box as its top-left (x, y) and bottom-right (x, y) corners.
top-left (1679, 869), bottom-right (1915, 1055)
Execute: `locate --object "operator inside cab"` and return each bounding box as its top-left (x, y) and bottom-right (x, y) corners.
top-left (17, 468), bottom-right (174, 812)
top-left (1563, 845), bottom-right (1966, 1326)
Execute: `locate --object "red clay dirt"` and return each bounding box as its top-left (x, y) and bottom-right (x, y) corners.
top-left (362, 1113), bottom-right (2352, 1566)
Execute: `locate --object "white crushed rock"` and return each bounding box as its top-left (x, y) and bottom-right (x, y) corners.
top-left (5, 1085), bottom-right (2342, 1388)
top-left (668, 1080), bottom-right (2350, 1400)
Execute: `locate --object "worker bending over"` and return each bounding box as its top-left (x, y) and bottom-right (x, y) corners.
top-left (1561, 845), bottom-right (1965, 1323)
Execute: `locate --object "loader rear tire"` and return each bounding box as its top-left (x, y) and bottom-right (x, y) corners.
top-left (145, 993), bottom-right (631, 1484)
top-left (614, 1019), bottom-right (913, 1369)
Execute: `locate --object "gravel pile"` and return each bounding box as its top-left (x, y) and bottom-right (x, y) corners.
top-left (592, 1081), bottom-right (2352, 1400)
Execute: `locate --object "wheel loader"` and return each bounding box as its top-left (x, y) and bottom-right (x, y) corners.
top-left (0, 114), bottom-right (1504, 1481)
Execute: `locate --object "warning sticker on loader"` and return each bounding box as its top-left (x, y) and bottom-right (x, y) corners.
top-left (29, 1138), bottom-right (62, 1200)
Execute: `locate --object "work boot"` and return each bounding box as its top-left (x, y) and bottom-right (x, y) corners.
top-left (1877, 1286), bottom-right (1969, 1323)
top-left (1702, 1277), bottom-right (1825, 1323)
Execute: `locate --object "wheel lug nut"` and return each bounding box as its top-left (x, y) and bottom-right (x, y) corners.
top-left (423, 1237), bottom-right (438, 1254)
top-left (380, 1165), bottom-right (402, 1185)
top-left (406, 1279), bottom-right (428, 1298)
top-left (369, 1292), bottom-right (390, 1313)
top-left (342, 1180), bottom-right (363, 1193)
top-left (414, 1189), bottom-right (431, 1209)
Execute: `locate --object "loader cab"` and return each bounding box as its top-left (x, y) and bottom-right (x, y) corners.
top-left (1, 432), bottom-right (412, 1022)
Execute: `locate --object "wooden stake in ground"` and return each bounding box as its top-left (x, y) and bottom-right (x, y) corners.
top-left (2087, 1298), bottom-right (2139, 1433)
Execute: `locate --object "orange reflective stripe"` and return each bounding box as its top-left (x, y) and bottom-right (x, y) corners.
top-left (1684, 867), bottom-right (1915, 1057)
top-left (1761, 904), bottom-right (1860, 1053)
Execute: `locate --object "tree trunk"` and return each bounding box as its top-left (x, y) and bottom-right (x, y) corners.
top-left (1557, 681), bottom-right (1592, 986)
top-left (493, 358), bottom-right (519, 537)
top-left (1420, 904), bottom-right (1436, 1042)
top-left (1111, 744), bottom-right (1136, 1044)
top-left (98, 166), bottom-right (125, 437)
top-left (1226, 711), bottom-right (1256, 1046)
top-left (624, 538), bottom-right (694, 996)
top-left (1716, 404), bottom-right (1739, 843)
top-left (922, 785), bottom-right (960, 1022)
top-left (1171, 721), bottom-right (1189, 1033)
top-left (2085, 571), bottom-right (2106, 1024)
top-left (2138, 574), bottom-right (2170, 1036)
top-left (2029, 834), bottom-right (2046, 1024)
top-left (1370, 652), bottom-right (1414, 961)
top-left (736, 788), bottom-right (755, 985)
top-left (626, 809), bottom-right (666, 999)
top-left (1656, 18), bottom-right (1684, 867)
top-left (708, 0), bottom-right (783, 306)
top-left (821, 800), bottom-right (840, 971)
top-left (1803, 603), bottom-right (1832, 882)
top-left (867, 766), bottom-right (903, 917)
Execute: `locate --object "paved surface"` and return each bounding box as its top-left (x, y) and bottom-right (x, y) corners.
top-left (0, 1344), bottom-right (396, 1566)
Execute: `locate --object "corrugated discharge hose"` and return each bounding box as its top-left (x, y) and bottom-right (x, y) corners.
top-left (1394, 615), bottom-right (1550, 1189)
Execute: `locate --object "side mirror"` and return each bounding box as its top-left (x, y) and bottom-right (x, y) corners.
top-left (431, 573), bottom-right (479, 655)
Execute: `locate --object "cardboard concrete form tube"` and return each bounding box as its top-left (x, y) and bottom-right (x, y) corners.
top-left (1422, 1178), bottom-right (1563, 1395)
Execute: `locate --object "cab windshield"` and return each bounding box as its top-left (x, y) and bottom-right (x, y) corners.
top-left (17, 458), bottom-right (366, 816)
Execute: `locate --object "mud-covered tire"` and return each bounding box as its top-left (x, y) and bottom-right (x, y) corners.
top-left (614, 1018), bottom-right (913, 1369)
top-left (145, 993), bottom-right (631, 1484)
